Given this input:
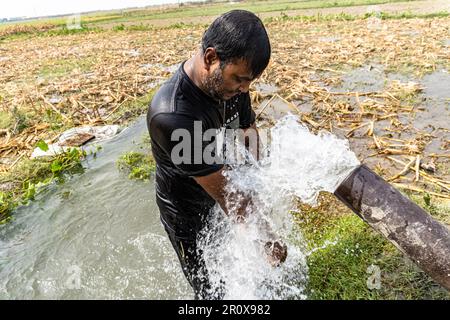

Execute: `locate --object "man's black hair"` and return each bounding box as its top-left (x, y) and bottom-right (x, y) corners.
top-left (201, 10), bottom-right (271, 77)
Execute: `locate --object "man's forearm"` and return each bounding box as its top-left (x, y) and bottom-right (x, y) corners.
top-left (194, 167), bottom-right (252, 220)
top-left (194, 166), bottom-right (287, 266)
top-left (243, 122), bottom-right (261, 161)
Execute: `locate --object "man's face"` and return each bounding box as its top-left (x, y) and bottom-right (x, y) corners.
top-left (202, 58), bottom-right (256, 101)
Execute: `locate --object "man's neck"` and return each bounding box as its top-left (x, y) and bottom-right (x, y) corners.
top-left (183, 52), bottom-right (203, 91)
top-left (184, 51), bottom-right (221, 103)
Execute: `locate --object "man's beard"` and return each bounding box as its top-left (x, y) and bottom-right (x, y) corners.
top-left (202, 67), bottom-right (226, 101)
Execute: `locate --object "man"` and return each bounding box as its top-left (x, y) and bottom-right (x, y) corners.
top-left (147, 10), bottom-right (286, 299)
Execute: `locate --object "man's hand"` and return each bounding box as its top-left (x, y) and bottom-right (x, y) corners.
top-left (194, 166), bottom-right (288, 268)
top-left (264, 240), bottom-right (288, 267)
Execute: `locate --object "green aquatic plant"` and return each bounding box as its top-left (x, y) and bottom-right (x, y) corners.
top-left (116, 151), bottom-right (156, 181)
top-left (0, 141), bottom-right (86, 223)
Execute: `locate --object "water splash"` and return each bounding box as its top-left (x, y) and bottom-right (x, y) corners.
top-left (198, 115), bottom-right (360, 299)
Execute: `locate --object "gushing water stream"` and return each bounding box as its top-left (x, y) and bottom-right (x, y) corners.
top-left (199, 115), bottom-right (360, 299)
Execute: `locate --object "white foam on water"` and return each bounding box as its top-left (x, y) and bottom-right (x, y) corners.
top-left (198, 115), bottom-right (360, 299)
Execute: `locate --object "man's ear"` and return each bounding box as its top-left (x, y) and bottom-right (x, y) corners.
top-left (203, 47), bottom-right (219, 71)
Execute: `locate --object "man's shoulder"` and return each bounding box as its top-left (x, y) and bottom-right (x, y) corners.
top-left (147, 79), bottom-right (198, 137)
top-left (147, 72), bottom-right (182, 121)
top-left (147, 72), bottom-right (201, 125)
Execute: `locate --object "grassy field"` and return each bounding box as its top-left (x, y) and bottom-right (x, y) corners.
top-left (82, 0), bottom-right (419, 25)
top-left (0, 0), bottom-right (434, 31)
top-left (0, 0), bottom-right (449, 299)
top-left (295, 193), bottom-right (449, 299)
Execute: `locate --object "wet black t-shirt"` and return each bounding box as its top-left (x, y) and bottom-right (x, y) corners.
top-left (147, 62), bottom-right (255, 240)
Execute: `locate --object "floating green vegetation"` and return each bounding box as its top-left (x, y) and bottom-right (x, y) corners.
top-left (116, 151), bottom-right (156, 181)
top-left (0, 140), bottom-right (86, 223)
